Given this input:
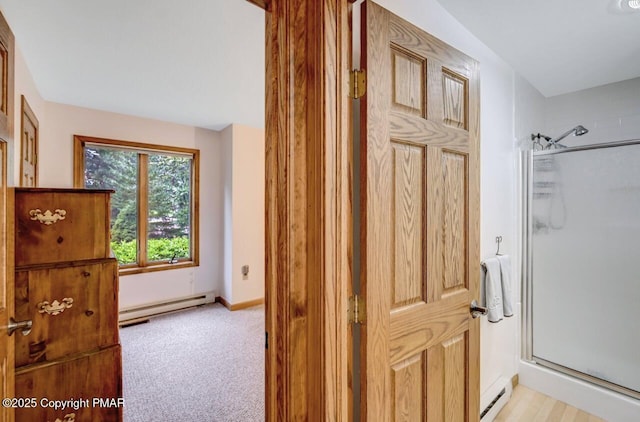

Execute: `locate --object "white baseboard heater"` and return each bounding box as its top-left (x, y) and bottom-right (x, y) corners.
top-left (480, 377), bottom-right (513, 421)
top-left (119, 292), bottom-right (216, 325)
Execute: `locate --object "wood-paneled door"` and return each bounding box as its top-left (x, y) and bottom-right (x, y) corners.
top-left (0, 140), bottom-right (14, 422)
top-left (0, 10), bottom-right (14, 143)
top-left (0, 8), bottom-right (14, 422)
top-left (20, 96), bottom-right (38, 187)
top-left (360, 2), bottom-right (480, 421)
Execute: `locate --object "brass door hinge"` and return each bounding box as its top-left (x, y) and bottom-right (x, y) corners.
top-left (348, 294), bottom-right (365, 324)
top-left (349, 69), bottom-right (366, 99)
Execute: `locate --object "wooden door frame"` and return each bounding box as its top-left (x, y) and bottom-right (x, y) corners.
top-left (247, 0), bottom-right (353, 420)
top-left (19, 95), bottom-right (39, 187)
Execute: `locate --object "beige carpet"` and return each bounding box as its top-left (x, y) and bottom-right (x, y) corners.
top-left (120, 303), bottom-right (265, 421)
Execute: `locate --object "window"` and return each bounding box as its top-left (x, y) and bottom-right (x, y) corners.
top-left (74, 135), bottom-right (199, 274)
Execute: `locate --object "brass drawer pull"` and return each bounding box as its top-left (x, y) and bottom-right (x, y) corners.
top-left (37, 298), bottom-right (74, 316)
top-left (29, 208), bottom-right (67, 225)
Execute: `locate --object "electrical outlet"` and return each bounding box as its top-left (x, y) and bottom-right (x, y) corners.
top-left (241, 265), bottom-right (249, 280)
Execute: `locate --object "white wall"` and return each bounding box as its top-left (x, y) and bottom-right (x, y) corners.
top-left (363, 0), bottom-right (520, 410)
top-left (514, 73), bottom-right (546, 147)
top-left (220, 123), bottom-right (265, 306)
top-left (544, 77), bottom-right (640, 146)
top-left (39, 102), bottom-right (225, 309)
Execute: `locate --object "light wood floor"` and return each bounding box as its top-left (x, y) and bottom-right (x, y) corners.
top-left (495, 385), bottom-right (605, 422)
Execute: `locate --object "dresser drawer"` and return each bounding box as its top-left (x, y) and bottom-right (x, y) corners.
top-left (15, 345), bottom-right (122, 422)
top-left (14, 189), bottom-right (112, 267)
top-left (15, 260), bottom-right (119, 367)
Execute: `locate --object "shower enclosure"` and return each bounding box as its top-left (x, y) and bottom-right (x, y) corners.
top-left (522, 139), bottom-right (640, 400)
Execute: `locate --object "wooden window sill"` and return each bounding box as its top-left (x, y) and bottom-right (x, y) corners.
top-left (118, 261), bottom-right (198, 276)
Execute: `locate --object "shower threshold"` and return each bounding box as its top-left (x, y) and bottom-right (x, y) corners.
top-left (532, 356), bottom-right (640, 401)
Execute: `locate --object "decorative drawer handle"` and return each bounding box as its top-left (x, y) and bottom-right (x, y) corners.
top-left (29, 208), bottom-right (67, 225)
top-left (54, 413), bottom-right (76, 422)
top-left (37, 298), bottom-right (74, 316)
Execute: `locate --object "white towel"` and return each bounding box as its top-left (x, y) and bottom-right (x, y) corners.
top-left (497, 255), bottom-right (514, 318)
top-left (481, 257), bottom-right (504, 322)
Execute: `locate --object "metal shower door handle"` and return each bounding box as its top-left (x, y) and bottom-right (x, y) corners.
top-left (470, 300), bottom-right (487, 318)
top-left (5, 317), bottom-right (33, 336)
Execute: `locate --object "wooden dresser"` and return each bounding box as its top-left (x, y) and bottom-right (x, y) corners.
top-left (9, 188), bottom-right (122, 422)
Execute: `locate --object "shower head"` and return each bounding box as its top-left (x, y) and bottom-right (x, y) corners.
top-left (546, 125), bottom-right (589, 149)
top-left (573, 125), bottom-right (589, 136)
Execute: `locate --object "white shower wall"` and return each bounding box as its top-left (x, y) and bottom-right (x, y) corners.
top-left (544, 77), bottom-right (640, 146)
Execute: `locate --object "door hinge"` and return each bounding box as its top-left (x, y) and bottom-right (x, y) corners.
top-left (349, 69), bottom-right (366, 99)
top-left (348, 294), bottom-right (365, 324)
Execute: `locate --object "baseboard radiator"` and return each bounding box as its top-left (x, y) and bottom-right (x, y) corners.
top-left (480, 377), bottom-right (513, 421)
top-left (119, 292), bottom-right (216, 325)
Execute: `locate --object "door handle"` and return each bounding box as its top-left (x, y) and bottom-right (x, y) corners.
top-left (470, 300), bottom-right (487, 319)
top-left (5, 317), bottom-right (33, 336)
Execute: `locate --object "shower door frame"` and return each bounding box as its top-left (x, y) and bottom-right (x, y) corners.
top-left (521, 138), bottom-right (640, 401)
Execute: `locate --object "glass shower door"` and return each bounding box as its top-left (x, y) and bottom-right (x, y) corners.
top-left (531, 141), bottom-right (640, 397)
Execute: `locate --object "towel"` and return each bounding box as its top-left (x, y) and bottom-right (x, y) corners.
top-left (481, 257), bottom-right (504, 322)
top-left (497, 255), bottom-right (514, 317)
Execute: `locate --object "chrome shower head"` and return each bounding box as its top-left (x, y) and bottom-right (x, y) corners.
top-left (546, 125), bottom-right (589, 149)
top-left (573, 125), bottom-right (588, 136)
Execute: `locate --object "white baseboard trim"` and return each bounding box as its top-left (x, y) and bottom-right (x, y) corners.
top-left (119, 292), bottom-right (216, 323)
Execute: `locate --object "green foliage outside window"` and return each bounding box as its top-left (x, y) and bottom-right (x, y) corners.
top-left (84, 145), bottom-right (193, 266)
top-left (110, 237), bottom-right (190, 265)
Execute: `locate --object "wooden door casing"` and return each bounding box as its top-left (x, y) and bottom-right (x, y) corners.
top-left (263, 0), bottom-right (352, 420)
top-left (360, 2), bottom-right (480, 421)
top-left (20, 96), bottom-right (39, 187)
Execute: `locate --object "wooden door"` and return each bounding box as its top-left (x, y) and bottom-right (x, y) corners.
top-left (20, 96), bottom-right (39, 187)
top-left (0, 10), bottom-right (14, 421)
top-left (0, 10), bottom-right (14, 143)
top-left (0, 141), bottom-right (14, 422)
top-left (360, 2), bottom-right (480, 421)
